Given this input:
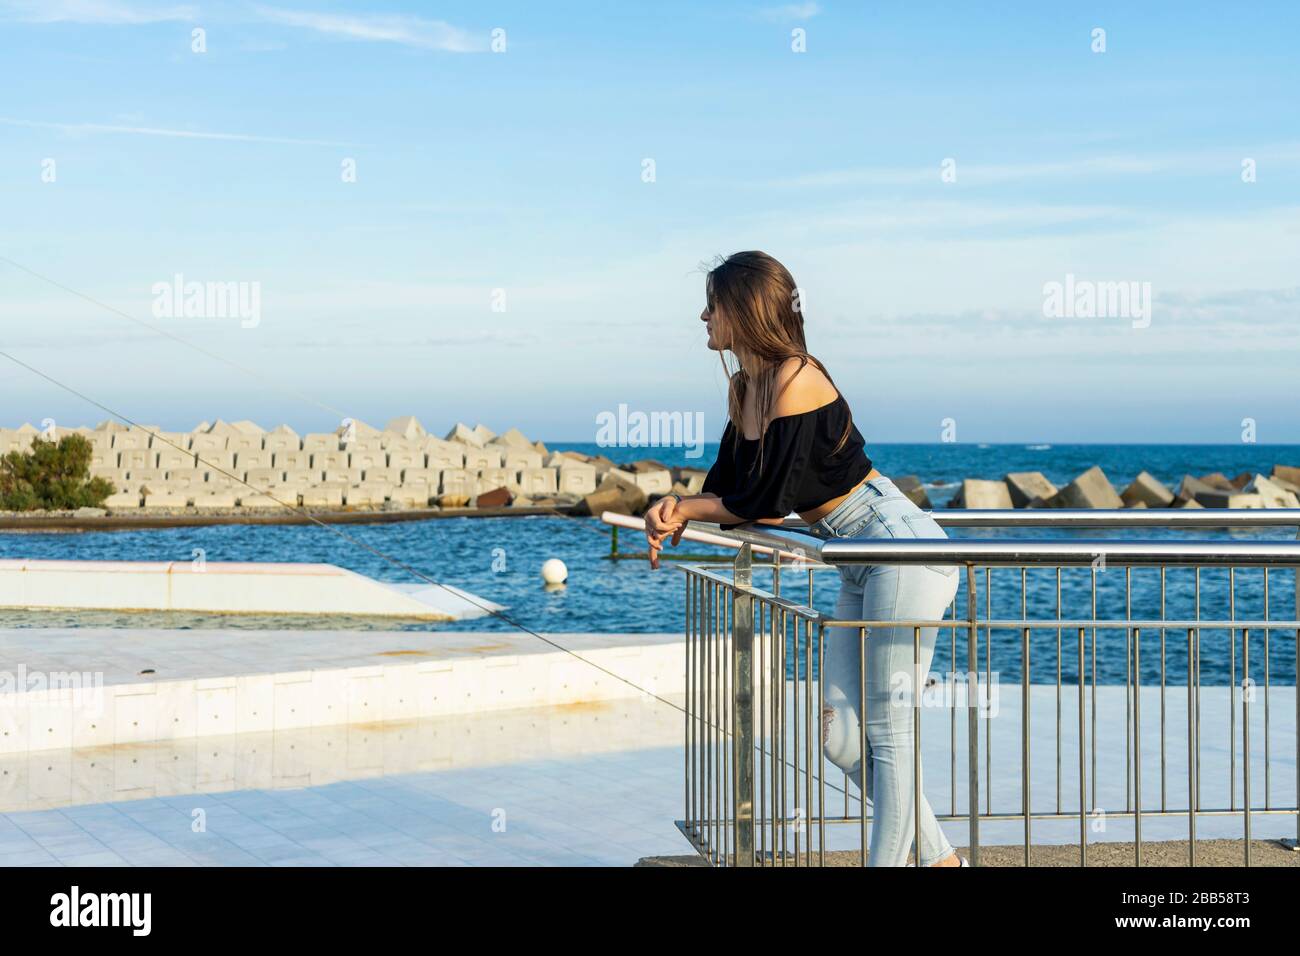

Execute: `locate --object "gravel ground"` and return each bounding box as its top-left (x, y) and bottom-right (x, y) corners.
top-left (637, 837), bottom-right (1300, 867)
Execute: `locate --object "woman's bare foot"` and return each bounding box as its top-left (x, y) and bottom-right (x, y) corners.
top-left (929, 852), bottom-right (962, 867)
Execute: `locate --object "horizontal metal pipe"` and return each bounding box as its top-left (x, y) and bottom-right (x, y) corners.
top-left (600, 510), bottom-right (825, 563)
top-left (820, 617), bottom-right (1300, 630)
top-left (819, 538), bottom-right (1300, 567)
top-left (925, 508), bottom-right (1300, 529)
top-left (774, 508), bottom-right (1300, 529)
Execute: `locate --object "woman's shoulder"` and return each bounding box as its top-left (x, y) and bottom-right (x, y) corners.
top-left (772, 358), bottom-right (839, 418)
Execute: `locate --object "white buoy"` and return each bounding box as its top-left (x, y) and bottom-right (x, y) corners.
top-left (541, 558), bottom-right (568, 585)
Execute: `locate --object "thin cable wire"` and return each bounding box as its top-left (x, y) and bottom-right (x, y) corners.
top-left (0, 253), bottom-right (617, 539)
top-left (0, 348), bottom-right (678, 709)
top-left (3, 258), bottom-right (839, 807)
top-left (2, 349), bottom-right (848, 802)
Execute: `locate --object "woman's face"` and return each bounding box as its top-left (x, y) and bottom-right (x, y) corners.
top-left (701, 298), bottom-right (728, 351)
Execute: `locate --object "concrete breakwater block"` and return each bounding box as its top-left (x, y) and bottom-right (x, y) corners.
top-left (1120, 470), bottom-right (1175, 508)
top-left (947, 479), bottom-right (1013, 509)
top-left (0, 559), bottom-right (500, 621)
top-left (1004, 471), bottom-right (1057, 508)
top-left (609, 460), bottom-right (675, 496)
top-left (1273, 464), bottom-right (1300, 489)
top-left (15, 421), bottom-right (1300, 519)
top-left (1194, 489), bottom-right (1264, 509)
top-left (1245, 474), bottom-right (1300, 508)
top-left (580, 472), bottom-right (649, 516)
top-left (1046, 466), bottom-right (1124, 509)
top-left (1198, 472), bottom-right (1238, 491)
top-left (1176, 474), bottom-right (1217, 504)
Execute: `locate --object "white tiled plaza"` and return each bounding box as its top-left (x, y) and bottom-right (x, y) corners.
top-left (0, 696), bottom-right (686, 866)
top-left (2, 671), bottom-right (1294, 865)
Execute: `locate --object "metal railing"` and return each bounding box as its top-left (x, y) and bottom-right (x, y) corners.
top-left (674, 509), bottom-right (1300, 866)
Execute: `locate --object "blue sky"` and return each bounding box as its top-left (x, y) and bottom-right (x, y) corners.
top-left (0, 1), bottom-right (1297, 443)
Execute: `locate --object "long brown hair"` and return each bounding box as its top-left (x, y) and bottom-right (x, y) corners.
top-left (704, 250), bottom-right (853, 470)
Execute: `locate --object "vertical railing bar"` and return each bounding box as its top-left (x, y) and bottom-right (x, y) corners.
top-left (1126, 565), bottom-right (1132, 813)
top-left (1195, 568), bottom-right (1202, 810)
top-left (771, 600), bottom-right (780, 864)
top-left (1230, 567), bottom-right (1237, 812)
top-left (985, 566), bottom-right (991, 817)
top-left (914, 624), bottom-right (922, 868)
top-left (860, 623), bottom-right (868, 867)
top-left (1056, 565), bottom-right (1063, 815)
top-left (1160, 565), bottom-right (1167, 813)
top-left (818, 621), bottom-right (826, 866)
top-left (732, 545), bottom-right (755, 867)
top-left (1243, 626), bottom-right (1251, 867)
top-left (966, 564), bottom-right (980, 867)
top-left (725, 581), bottom-right (733, 866)
top-left (1134, 625), bottom-right (1142, 867)
top-left (718, 582), bottom-right (726, 865)
top-left (1022, 624), bottom-right (1031, 866)
top-left (717, 580), bottom-right (724, 864)
top-left (1262, 569), bottom-right (1270, 810)
top-left (950, 593), bottom-right (958, 817)
top-left (1078, 626), bottom-right (1087, 868)
top-left (1189, 626), bottom-right (1198, 867)
top-left (785, 608), bottom-right (795, 868)
top-left (804, 616), bottom-right (813, 868)
top-left (1090, 564), bottom-right (1097, 811)
top-left (774, 608), bottom-right (785, 868)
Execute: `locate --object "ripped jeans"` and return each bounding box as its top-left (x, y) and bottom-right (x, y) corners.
top-left (808, 476), bottom-right (960, 866)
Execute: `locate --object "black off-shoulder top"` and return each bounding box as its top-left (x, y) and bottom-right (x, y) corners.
top-left (700, 394), bottom-right (872, 530)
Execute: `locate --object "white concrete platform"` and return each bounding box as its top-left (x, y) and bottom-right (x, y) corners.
top-left (0, 683), bottom-right (1293, 866)
top-left (0, 694), bottom-right (684, 815)
top-left (0, 559), bottom-right (500, 621)
top-left (0, 628), bottom-right (684, 755)
top-left (0, 695), bottom-right (687, 866)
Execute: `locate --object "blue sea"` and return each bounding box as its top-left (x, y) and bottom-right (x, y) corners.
top-left (3, 443), bottom-right (1297, 686)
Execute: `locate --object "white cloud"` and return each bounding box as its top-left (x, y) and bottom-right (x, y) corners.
top-left (0, 0), bottom-right (196, 23)
top-left (0, 116), bottom-right (363, 147)
top-left (254, 5), bottom-right (486, 52)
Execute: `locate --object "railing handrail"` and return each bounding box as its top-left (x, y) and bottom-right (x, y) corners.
top-left (601, 507), bottom-right (1300, 567)
top-left (902, 508), bottom-right (1300, 529)
top-left (817, 538), bottom-right (1300, 567)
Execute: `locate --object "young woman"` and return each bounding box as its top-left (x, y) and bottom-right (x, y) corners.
top-left (644, 250), bottom-right (965, 868)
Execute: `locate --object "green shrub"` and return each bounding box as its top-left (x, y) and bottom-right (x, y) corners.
top-left (0, 434), bottom-right (115, 511)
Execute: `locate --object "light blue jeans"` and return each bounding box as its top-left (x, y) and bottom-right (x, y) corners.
top-left (807, 476), bottom-right (960, 866)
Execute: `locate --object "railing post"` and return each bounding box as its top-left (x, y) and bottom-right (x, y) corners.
top-left (966, 563), bottom-right (981, 866)
top-left (732, 543), bottom-right (756, 866)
